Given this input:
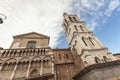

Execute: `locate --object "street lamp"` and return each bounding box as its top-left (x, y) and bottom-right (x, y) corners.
top-left (0, 13), bottom-right (7, 24)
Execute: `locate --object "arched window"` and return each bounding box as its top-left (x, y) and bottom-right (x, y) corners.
top-left (103, 56), bottom-right (109, 62)
top-left (43, 49), bottom-right (45, 55)
top-left (66, 54), bottom-right (69, 59)
top-left (74, 25), bottom-right (78, 31)
top-left (26, 41), bottom-right (36, 48)
top-left (79, 26), bottom-right (84, 31)
top-left (82, 37), bottom-right (87, 46)
top-left (38, 50), bottom-right (41, 55)
top-left (89, 37), bottom-right (95, 46)
top-left (58, 54), bottom-right (61, 60)
top-left (41, 49), bottom-right (43, 55)
top-left (1, 51), bottom-right (6, 57)
top-left (73, 17), bottom-right (77, 22)
top-left (69, 16), bottom-right (73, 22)
top-left (14, 51), bottom-right (17, 57)
top-left (4, 51), bottom-right (9, 57)
top-left (84, 61), bottom-right (88, 64)
top-left (9, 51), bottom-right (13, 57)
top-left (19, 51), bottom-right (22, 56)
top-left (95, 57), bottom-right (100, 63)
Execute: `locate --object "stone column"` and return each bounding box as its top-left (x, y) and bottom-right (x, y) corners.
top-left (52, 62), bottom-right (54, 74)
top-left (10, 63), bottom-right (18, 80)
top-left (40, 61), bottom-right (43, 75)
top-left (0, 64), bottom-right (3, 71)
top-left (26, 61), bottom-right (31, 77)
top-left (8, 52), bottom-right (11, 57)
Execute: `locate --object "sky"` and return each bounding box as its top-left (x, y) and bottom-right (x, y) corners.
top-left (0, 0), bottom-right (120, 54)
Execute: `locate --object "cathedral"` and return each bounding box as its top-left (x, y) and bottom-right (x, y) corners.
top-left (0, 13), bottom-right (120, 80)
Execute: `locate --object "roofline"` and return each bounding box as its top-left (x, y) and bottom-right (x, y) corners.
top-left (13, 32), bottom-right (49, 39)
top-left (52, 48), bottom-right (70, 51)
top-left (113, 53), bottom-right (120, 55)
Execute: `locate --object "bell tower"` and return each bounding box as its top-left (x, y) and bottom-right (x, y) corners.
top-left (62, 13), bottom-right (116, 71)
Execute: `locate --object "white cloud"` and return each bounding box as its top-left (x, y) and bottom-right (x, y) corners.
top-left (0, 0), bottom-right (120, 49)
top-left (0, 0), bottom-right (71, 49)
top-left (69, 0), bottom-right (120, 30)
top-left (104, 0), bottom-right (120, 17)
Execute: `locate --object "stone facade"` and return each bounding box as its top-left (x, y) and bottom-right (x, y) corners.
top-left (62, 13), bottom-right (120, 80)
top-left (114, 54), bottom-right (120, 60)
top-left (0, 32), bottom-right (54, 80)
top-left (53, 49), bottom-right (76, 80)
top-left (0, 13), bottom-right (120, 80)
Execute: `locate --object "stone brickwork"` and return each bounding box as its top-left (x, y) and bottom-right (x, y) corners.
top-left (114, 54), bottom-right (120, 60)
top-left (53, 49), bottom-right (76, 80)
top-left (0, 32), bottom-right (54, 80)
top-left (0, 13), bottom-right (120, 80)
top-left (73, 61), bottom-right (120, 80)
top-left (0, 48), bottom-right (54, 80)
top-left (62, 13), bottom-right (120, 80)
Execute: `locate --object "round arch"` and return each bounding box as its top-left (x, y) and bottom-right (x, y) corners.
top-left (31, 56), bottom-right (41, 62)
top-left (18, 57), bottom-right (30, 63)
top-left (4, 58), bottom-right (17, 64)
top-left (43, 56), bottom-right (52, 61)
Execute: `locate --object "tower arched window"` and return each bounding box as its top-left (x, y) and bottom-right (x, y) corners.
top-left (74, 25), bottom-right (78, 31)
top-left (79, 26), bottom-right (84, 31)
top-left (103, 56), bottom-right (109, 62)
top-left (82, 37), bottom-right (87, 46)
top-left (69, 16), bottom-right (73, 22)
top-left (89, 37), bottom-right (95, 46)
top-left (26, 41), bottom-right (36, 48)
top-left (73, 17), bottom-right (77, 22)
top-left (95, 57), bottom-right (100, 63)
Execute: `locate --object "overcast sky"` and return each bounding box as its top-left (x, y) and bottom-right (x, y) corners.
top-left (0, 0), bottom-right (120, 54)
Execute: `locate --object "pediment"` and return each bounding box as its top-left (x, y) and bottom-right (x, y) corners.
top-left (13, 32), bottom-right (49, 39)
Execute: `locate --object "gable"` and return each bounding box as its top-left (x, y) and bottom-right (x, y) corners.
top-left (22, 33), bottom-right (47, 38)
top-left (13, 32), bottom-right (49, 39)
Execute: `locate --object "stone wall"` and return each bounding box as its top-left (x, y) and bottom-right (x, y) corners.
top-left (73, 60), bottom-right (120, 80)
top-left (53, 49), bottom-right (76, 80)
top-left (0, 48), bottom-right (54, 80)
